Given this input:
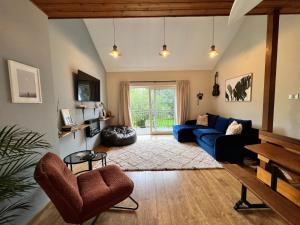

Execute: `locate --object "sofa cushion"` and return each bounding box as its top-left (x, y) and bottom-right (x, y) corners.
top-left (228, 118), bottom-right (252, 135)
top-left (201, 134), bottom-right (224, 147)
top-left (207, 113), bottom-right (219, 128)
top-left (193, 128), bottom-right (222, 138)
top-left (226, 121), bottom-right (243, 135)
top-left (214, 116), bottom-right (230, 133)
top-left (173, 124), bottom-right (207, 134)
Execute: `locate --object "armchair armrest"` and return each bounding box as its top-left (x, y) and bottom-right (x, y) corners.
top-left (185, 120), bottom-right (197, 125)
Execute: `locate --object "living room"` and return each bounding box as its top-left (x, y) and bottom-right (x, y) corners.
top-left (0, 0), bottom-right (300, 225)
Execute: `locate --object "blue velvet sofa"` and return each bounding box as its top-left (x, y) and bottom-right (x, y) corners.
top-left (173, 113), bottom-right (260, 163)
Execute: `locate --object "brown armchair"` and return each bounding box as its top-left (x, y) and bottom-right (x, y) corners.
top-left (34, 152), bottom-right (138, 225)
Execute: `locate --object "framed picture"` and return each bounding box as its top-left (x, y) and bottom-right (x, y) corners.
top-left (225, 73), bottom-right (253, 102)
top-left (8, 60), bottom-right (42, 103)
top-left (61, 109), bottom-right (74, 126)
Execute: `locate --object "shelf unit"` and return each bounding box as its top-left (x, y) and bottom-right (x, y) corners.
top-left (76, 105), bottom-right (98, 119)
top-left (99, 116), bottom-right (114, 121)
top-left (59, 124), bottom-right (90, 139)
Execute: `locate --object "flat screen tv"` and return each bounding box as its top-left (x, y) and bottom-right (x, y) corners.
top-left (75, 70), bottom-right (100, 102)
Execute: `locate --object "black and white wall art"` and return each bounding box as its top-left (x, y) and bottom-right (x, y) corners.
top-left (8, 60), bottom-right (42, 103)
top-left (225, 73), bottom-right (253, 102)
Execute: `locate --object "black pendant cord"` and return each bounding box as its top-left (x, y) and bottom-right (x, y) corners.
top-left (212, 16), bottom-right (215, 46)
top-left (163, 17), bottom-right (166, 45)
top-left (113, 18), bottom-right (116, 46)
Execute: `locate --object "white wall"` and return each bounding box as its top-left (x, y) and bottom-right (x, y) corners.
top-left (0, 0), bottom-right (58, 223)
top-left (48, 20), bottom-right (108, 158)
top-left (107, 70), bottom-right (213, 124)
top-left (211, 16), bottom-right (267, 128)
top-left (273, 15), bottom-right (300, 139)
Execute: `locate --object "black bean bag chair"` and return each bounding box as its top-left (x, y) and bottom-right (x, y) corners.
top-left (101, 126), bottom-right (137, 147)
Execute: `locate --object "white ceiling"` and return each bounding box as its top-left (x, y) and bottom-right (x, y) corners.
top-left (84, 17), bottom-right (243, 72)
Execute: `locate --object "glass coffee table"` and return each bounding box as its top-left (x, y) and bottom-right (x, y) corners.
top-left (63, 150), bottom-right (107, 174)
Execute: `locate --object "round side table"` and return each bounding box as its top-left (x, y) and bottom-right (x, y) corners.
top-left (63, 150), bottom-right (107, 174)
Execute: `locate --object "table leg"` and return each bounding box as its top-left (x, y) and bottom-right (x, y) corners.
top-left (88, 160), bottom-right (93, 171)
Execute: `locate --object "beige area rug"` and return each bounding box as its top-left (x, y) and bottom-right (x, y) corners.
top-left (95, 137), bottom-right (223, 171)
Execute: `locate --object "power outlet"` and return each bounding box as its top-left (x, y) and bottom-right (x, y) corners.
top-left (288, 94), bottom-right (294, 100)
top-left (295, 93), bottom-right (299, 100)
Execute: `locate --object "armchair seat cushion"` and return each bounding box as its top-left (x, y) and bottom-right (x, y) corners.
top-left (78, 165), bottom-right (134, 221)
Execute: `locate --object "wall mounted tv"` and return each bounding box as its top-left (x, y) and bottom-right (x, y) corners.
top-left (75, 70), bottom-right (100, 102)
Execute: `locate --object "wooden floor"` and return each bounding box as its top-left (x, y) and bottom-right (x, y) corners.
top-left (30, 166), bottom-right (288, 225)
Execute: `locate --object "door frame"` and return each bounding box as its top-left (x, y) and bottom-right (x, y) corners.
top-left (129, 82), bottom-right (176, 135)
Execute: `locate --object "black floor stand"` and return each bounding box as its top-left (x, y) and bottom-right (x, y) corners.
top-left (81, 196), bottom-right (138, 225)
top-left (234, 185), bottom-right (269, 210)
top-left (111, 196), bottom-right (139, 210)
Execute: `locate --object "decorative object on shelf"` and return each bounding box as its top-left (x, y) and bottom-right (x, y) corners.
top-left (159, 17), bottom-right (171, 58)
top-left (212, 71), bottom-right (220, 96)
top-left (0, 125), bottom-right (50, 224)
top-left (196, 92), bottom-right (204, 105)
top-left (8, 60), bottom-right (42, 103)
top-left (98, 102), bottom-right (107, 118)
top-left (106, 110), bottom-right (112, 117)
top-left (225, 73), bottom-right (253, 102)
top-left (61, 109), bottom-right (74, 126)
top-left (110, 18), bottom-right (121, 58)
top-left (209, 17), bottom-right (219, 58)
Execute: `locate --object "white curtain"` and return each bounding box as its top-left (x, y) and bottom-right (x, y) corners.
top-left (176, 80), bottom-right (190, 125)
top-left (118, 81), bottom-right (132, 127)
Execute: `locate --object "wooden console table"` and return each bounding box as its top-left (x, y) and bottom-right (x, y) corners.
top-left (224, 131), bottom-right (300, 225)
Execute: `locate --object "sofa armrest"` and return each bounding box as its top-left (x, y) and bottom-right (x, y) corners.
top-left (214, 135), bottom-right (245, 163)
top-left (185, 120), bottom-right (197, 125)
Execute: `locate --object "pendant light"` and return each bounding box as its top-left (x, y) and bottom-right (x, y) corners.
top-left (209, 17), bottom-right (219, 58)
top-left (110, 19), bottom-right (121, 58)
top-left (159, 17), bottom-right (170, 58)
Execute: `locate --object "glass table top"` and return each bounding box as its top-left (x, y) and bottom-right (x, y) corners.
top-left (63, 150), bottom-right (107, 164)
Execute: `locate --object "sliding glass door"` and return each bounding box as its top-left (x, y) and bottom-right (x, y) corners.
top-left (130, 83), bottom-right (176, 135)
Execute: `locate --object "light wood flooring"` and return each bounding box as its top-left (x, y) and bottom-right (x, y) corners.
top-left (29, 136), bottom-right (288, 225)
top-left (29, 166), bottom-right (287, 225)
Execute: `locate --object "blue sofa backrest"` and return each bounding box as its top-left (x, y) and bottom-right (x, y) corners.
top-left (207, 113), bottom-right (219, 128)
top-left (214, 116), bottom-right (230, 133)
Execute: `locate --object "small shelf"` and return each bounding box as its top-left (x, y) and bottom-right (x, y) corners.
top-left (76, 105), bottom-right (97, 109)
top-left (59, 124), bottom-right (90, 139)
top-left (99, 116), bottom-right (114, 121)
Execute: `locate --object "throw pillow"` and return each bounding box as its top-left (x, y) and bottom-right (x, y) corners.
top-left (196, 114), bottom-right (208, 126)
top-left (226, 121), bottom-right (243, 135)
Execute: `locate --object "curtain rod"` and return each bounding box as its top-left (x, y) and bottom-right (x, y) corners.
top-left (130, 80), bottom-right (176, 83)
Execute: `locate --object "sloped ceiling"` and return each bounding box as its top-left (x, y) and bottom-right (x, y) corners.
top-left (84, 17), bottom-right (243, 72)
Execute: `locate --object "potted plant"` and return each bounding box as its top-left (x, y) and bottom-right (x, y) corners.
top-left (0, 125), bottom-right (50, 224)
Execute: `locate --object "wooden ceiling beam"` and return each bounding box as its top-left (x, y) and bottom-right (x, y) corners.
top-left (31, 0), bottom-right (300, 18)
top-left (262, 9), bottom-right (280, 132)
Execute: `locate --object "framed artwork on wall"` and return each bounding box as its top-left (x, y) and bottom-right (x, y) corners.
top-left (8, 60), bottom-right (42, 103)
top-left (225, 73), bottom-right (253, 102)
top-left (61, 109), bottom-right (74, 126)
